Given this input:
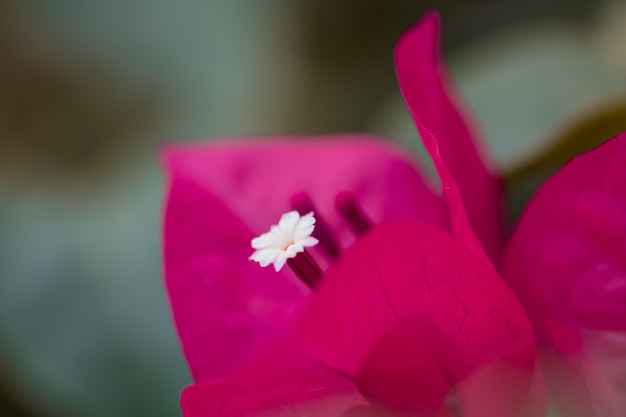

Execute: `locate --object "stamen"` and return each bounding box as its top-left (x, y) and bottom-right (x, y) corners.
top-left (335, 191), bottom-right (372, 236)
top-left (291, 192), bottom-right (340, 259)
top-left (287, 249), bottom-right (323, 289)
top-left (249, 210), bottom-right (324, 290)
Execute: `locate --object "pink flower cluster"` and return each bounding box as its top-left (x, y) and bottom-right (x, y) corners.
top-left (161, 12), bottom-right (626, 417)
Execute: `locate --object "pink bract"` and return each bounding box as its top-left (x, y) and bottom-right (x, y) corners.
top-left (504, 132), bottom-right (626, 332)
top-left (394, 12), bottom-right (503, 263)
top-left (294, 222), bottom-right (538, 415)
top-left (162, 11), bottom-right (547, 417)
top-left (162, 137), bottom-right (447, 382)
top-left (504, 131), bottom-right (626, 416)
top-left (181, 223), bottom-right (541, 416)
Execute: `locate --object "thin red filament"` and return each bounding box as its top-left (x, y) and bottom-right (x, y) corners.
top-left (287, 249), bottom-right (323, 289)
top-left (291, 192), bottom-right (341, 259)
top-left (335, 191), bottom-right (372, 236)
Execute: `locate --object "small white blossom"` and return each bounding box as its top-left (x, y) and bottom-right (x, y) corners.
top-left (249, 211), bottom-right (319, 272)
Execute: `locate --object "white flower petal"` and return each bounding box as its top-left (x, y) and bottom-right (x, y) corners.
top-left (296, 212), bottom-right (316, 229)
top-left (249, 248), bottom-right (281, 267)
top-left (295, 225), bottom-right (315, 241)
top-left (249, 210), bottom-right (319, 271)
top-left (300, 236), bottom-right (319, 248)
top-left (273, 255), bottom-right (288, 272)
top-left (251, 233), bottom-right (274, 249)
top-left (279, 211), bottom-right (300, 232)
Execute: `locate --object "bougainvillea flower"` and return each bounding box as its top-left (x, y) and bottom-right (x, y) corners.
top-left (163, 136), bottom-right (447, 381)
top-left (162, 11), bottom-right (545, 417)
top-left (249, 211), bottom-right (319, 272)
top-left (503, 131), bottom-right (626, 417)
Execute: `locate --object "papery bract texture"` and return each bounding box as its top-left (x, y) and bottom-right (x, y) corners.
top-left (504, 132), bottom-right (626, 416)
top-left (180, 222), bottom-right (543, 417)
top-left (395, 12), bottom-right (503, 264)
top-left (295, 222), bottom-right (540, 415)
top-left (181, 342), bottom-right (370, 417)
top-left (504, 132), bottom-right (626, 330)
top-left (162, 137), bottom-right (447, 381)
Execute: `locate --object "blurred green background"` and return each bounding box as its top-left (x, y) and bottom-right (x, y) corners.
top-left (1, 1), bottom-right (625, 416)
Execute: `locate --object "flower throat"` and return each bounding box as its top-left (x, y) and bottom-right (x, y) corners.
top-left (289, 191), bottom-right (372, 289)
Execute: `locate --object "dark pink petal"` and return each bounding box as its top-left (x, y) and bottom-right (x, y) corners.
top-left (163, 176), bottom-right (307, 382)
top-left (503, 132), bottom-right (626, 415)
top-left (503, 132), bottom-right (626, 331)
top-left (181, 342), bottom-right (369, 417)
top-left (394, 12), bottom-right (503, 263)
top-left (294, 222), bottom-right (540, 414)
top-left (353, 320), bottom-right (543, 416)
top-left (540, 322), bottom-right (626, 417)
top-left (458, 359), bottom-right (545, 417)
top-left (351, 320), bottom-right (460, 414)
top-left (162, 137), bottom-right (446, 381)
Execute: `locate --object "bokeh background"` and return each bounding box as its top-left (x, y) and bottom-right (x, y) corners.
top-left (1, 1), bottom-right (626, 416)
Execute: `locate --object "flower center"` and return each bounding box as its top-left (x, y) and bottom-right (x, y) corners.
top-left (288, 191), bottom-right (373, 289)
top-left (250, 192), bottom-right (374, 291)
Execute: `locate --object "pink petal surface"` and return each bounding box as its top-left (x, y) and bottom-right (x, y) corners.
top-left (538, 323), bottom-right (626, 417)
top-left (503, 132), bottom-right (626, 415)
top-left (457, 359), bottom-right (545, 417)
top-left (394, 12), bottom-right (503, 263)
top-left (353, 319), bottom-right (542, 416)
top-left (181, 341), bottom-right (369, 417)
top-left (163, 176), bottom-right (307, 382)
top-left (294, 222), bottom-right (541, 414)
top-left (503, 132), bottom-right (626, 331)
top-left (181, 221), bottom-right (545, 417)
top-left (536, 320), bottom-right (588, 416)
top-left (162, 136), bottom-right (447, 381)
top-left (577, 329), bottom-right (626, 417)
top-left (183, 339), bottom-right (541, 417)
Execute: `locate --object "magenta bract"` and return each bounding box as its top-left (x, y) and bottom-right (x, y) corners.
top-left (161, 9), bottom-right (626, 417)
top-left (504, 131), bottom-right (626, 416)
top-left (162, 136), bottom-right (447, 382)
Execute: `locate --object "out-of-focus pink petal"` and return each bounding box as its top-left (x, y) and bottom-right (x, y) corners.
top-left (504, 132), bottom-right (626, 415)
top-left (181, 342), bottom-right (369, 417)
top-left (533, 320), bottom-right (594, 417)
top-left (503, 132), bottom-right (626, 332)
top-left (163, 136), bottom-right (446, 243)
top-left (162, 136), bottom-right (447, 382)
top-left (578, 329), bottom-right (626, 417)
top-left (294, 222), bottom-right (540, 414)
top-left (458, 358), bottom-right (545, 417)
top-left (394, 12), bottom-right (503, 263)
top-left (539, 322), bottom-right (626, 417)
top-left (353, 320), bottom-right (544, 416)
top-left (162, 176), bottom-right (307, 382)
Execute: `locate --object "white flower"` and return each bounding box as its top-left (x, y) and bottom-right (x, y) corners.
top-left (249, 211), bottom-right (319, 272)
